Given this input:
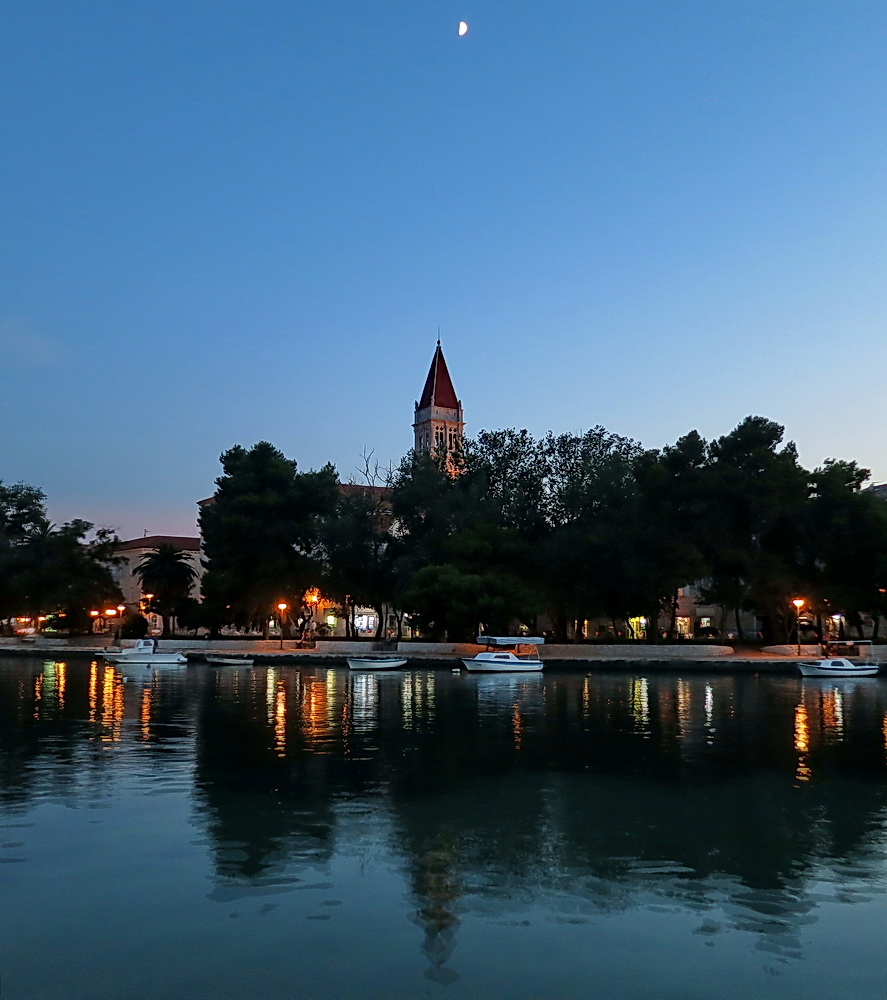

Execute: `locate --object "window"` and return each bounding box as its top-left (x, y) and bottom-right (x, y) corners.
top-left (675, 616), bottom-right (692, 637)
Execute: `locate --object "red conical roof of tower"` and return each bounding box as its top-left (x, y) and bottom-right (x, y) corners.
top-left (418, 342), bottom-right (459, 410)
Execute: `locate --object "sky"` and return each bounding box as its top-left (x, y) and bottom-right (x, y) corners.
top-left (2, 1), bottom-right (887, 539)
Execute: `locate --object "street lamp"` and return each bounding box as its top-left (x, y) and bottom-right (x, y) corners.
top-left (791, 598), bottom-right (805, 656)
top-left (104, 607), bottom-right (119, 642)
top-left (277, 602), bottom-right (288, 650)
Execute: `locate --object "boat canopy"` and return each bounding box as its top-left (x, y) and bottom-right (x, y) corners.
top-left (476, 635), bottom-right (546, 646)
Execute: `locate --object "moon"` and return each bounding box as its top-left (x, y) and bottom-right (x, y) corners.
top-left (458, 20), bottom-right (469, 36)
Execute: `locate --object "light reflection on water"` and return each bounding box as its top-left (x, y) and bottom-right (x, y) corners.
top-left (2, 657), bottom-right (887, 998)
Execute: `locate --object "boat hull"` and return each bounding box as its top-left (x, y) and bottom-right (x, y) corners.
top-left (104, 653), bottom-right (187, 666)
top-left (461, 657), bottom-right (543, 672)
top-left (206, 656), bottom-right (255, 666)
top-left (347, 657), bottom-right (408, 670)
top-left (102, 639), bottom-right (187, 667)
top-left (799, 660), bottom-right (879, 678)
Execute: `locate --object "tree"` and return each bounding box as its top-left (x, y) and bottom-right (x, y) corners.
top-left (633, 432), bottom-right (714, 638)
top-left (323, 485), bottom-right (396, 639)
top-left (388, 444), bottom-right (541, 640)
top-left (699, 417), bottom-right (809, 641)
top-left (462, 429), bottom-right (548, 539)
top-left (134, 544), bottom-right (198, 637)
top-left (120, 610), bottom-right (150, 639)
top-left (535, 428), bottom-right (646, 640)
top-left (0, 481), bottom-right (47, 542)
top-left (199, 442), bottom-right (338, 638)
top-left (0, 481), bottom-right (49, 628)
top-left (8, 516), bottom-right (121, 630)
top-left (801, 460), bottom-right (887, 639)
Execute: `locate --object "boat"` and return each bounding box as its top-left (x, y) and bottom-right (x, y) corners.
top-left (461, 635), bottom-right (545, 672)
top-left (102, 638), bottom-right (187, 666)
top-left (798, 657), bottom-right (880, 678)
top-left (346, 656), bottom-right (408, 670)
top-left (205, 655), bottom-right (255, 666)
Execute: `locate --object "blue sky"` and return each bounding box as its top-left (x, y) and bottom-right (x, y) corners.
top-left (2, 1), bottom-right (886, 538)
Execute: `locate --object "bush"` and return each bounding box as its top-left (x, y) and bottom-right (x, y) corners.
top-left (120, 612), bottom-right (150, 639)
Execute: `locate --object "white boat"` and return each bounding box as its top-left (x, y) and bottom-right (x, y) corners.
top-left (103, 638), bottom-right (187, 666)
top-left (461, 635), bottom-right (545, 672)
top-left (798, 657), bottom-right (880, 678)
top-left (206, 655), bottom-right (255, 666)
top-left (346, 656), bottom-right (408, 670)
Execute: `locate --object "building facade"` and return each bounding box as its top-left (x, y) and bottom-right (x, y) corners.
top-left (113, 535), bottom-right (202, 606)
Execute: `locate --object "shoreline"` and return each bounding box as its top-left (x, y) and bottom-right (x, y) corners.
top-left (0, 642), bottom-right (824, 673)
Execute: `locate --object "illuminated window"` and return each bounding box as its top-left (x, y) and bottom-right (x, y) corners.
top-left (675, 616), bottom-right (692, 637)
top-left (628, 616), bottom-right (647, 639)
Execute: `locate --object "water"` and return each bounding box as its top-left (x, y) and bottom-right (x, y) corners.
top-left (2, 657), bottom-right (887, 999)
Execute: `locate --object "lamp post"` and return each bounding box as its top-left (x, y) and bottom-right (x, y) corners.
top-left (140, 593), bottom-right (155, 633)
top-left (104, 607), bottom-right (119, 643)
top-left (792, 599), bottom-right (804, 656)
top-left (277, 603), bottom-right (288, 650)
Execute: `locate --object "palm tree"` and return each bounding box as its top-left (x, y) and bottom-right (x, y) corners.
top-left (134, 544), bottom-right (198, 637)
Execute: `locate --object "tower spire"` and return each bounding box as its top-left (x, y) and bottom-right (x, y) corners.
top-left (413, 341), bottom-right (464, 464)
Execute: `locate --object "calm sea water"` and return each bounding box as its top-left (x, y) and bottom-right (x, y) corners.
top-left (1, 657), bottom-right (887, 1000)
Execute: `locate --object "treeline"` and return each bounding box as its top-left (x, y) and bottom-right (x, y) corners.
top-left (198, 416), bottom-right (887, 643)
top-left (5, 415), bottom-right (886, 643)
top-left (0, 481), bottom-right (120, 633)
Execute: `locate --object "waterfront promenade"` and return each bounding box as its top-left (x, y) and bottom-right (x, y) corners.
top-left (2, 636), bottom-right (880, 671)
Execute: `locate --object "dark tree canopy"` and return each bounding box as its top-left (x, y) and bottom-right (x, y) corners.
top-left (0, 480), bottom-right (121, 631)
top-left (199, 442), bottom-right (338, 635)
top-left (6, 411), bottom-right (887, 645)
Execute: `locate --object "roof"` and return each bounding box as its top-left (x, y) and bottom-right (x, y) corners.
top-left (115, 535), bottom-right (201, 552)
top-left (417, 341), bottom-right (459, 410)
top-left (338, 483), bottom-right (392, 502)
top-left (476, 635), bottom-right (546, 645)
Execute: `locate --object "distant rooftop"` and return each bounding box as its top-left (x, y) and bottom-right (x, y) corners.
top-left (116, 535), bottom-right (201, 552)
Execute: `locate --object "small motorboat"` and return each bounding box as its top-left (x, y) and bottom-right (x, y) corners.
top-left (461, 635), bottom-right (545, 672)
top-left (346, 656), bottom-right (408, 670)
top-left (103, 638), bottom-right (187, 666)
top-left (798, 657), bottom-right (880, 678)
top-left (206, 655), bottom-right (255, 666)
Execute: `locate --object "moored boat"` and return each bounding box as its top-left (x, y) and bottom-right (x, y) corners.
top-left (346, 656), bottom-right (408, 670)
top-left (205, 655), bottom-right (255, 666)
top-left (798, 657), bottom-right (880, 678)
top-left (103, 638), bottom-right (187, 666)
top-left (461, 635), bottom-right (545, 672)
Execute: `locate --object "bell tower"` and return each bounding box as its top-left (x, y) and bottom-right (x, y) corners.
top-left (413, 340), bottom-right (464, 461)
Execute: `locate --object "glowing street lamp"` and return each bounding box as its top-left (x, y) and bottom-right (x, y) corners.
top-left (277, 602), bottom-right (288, 650)
top-left (791, 598), bottom-right (805, 656)
top-left (104, 606), bottom-right (120, 641)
